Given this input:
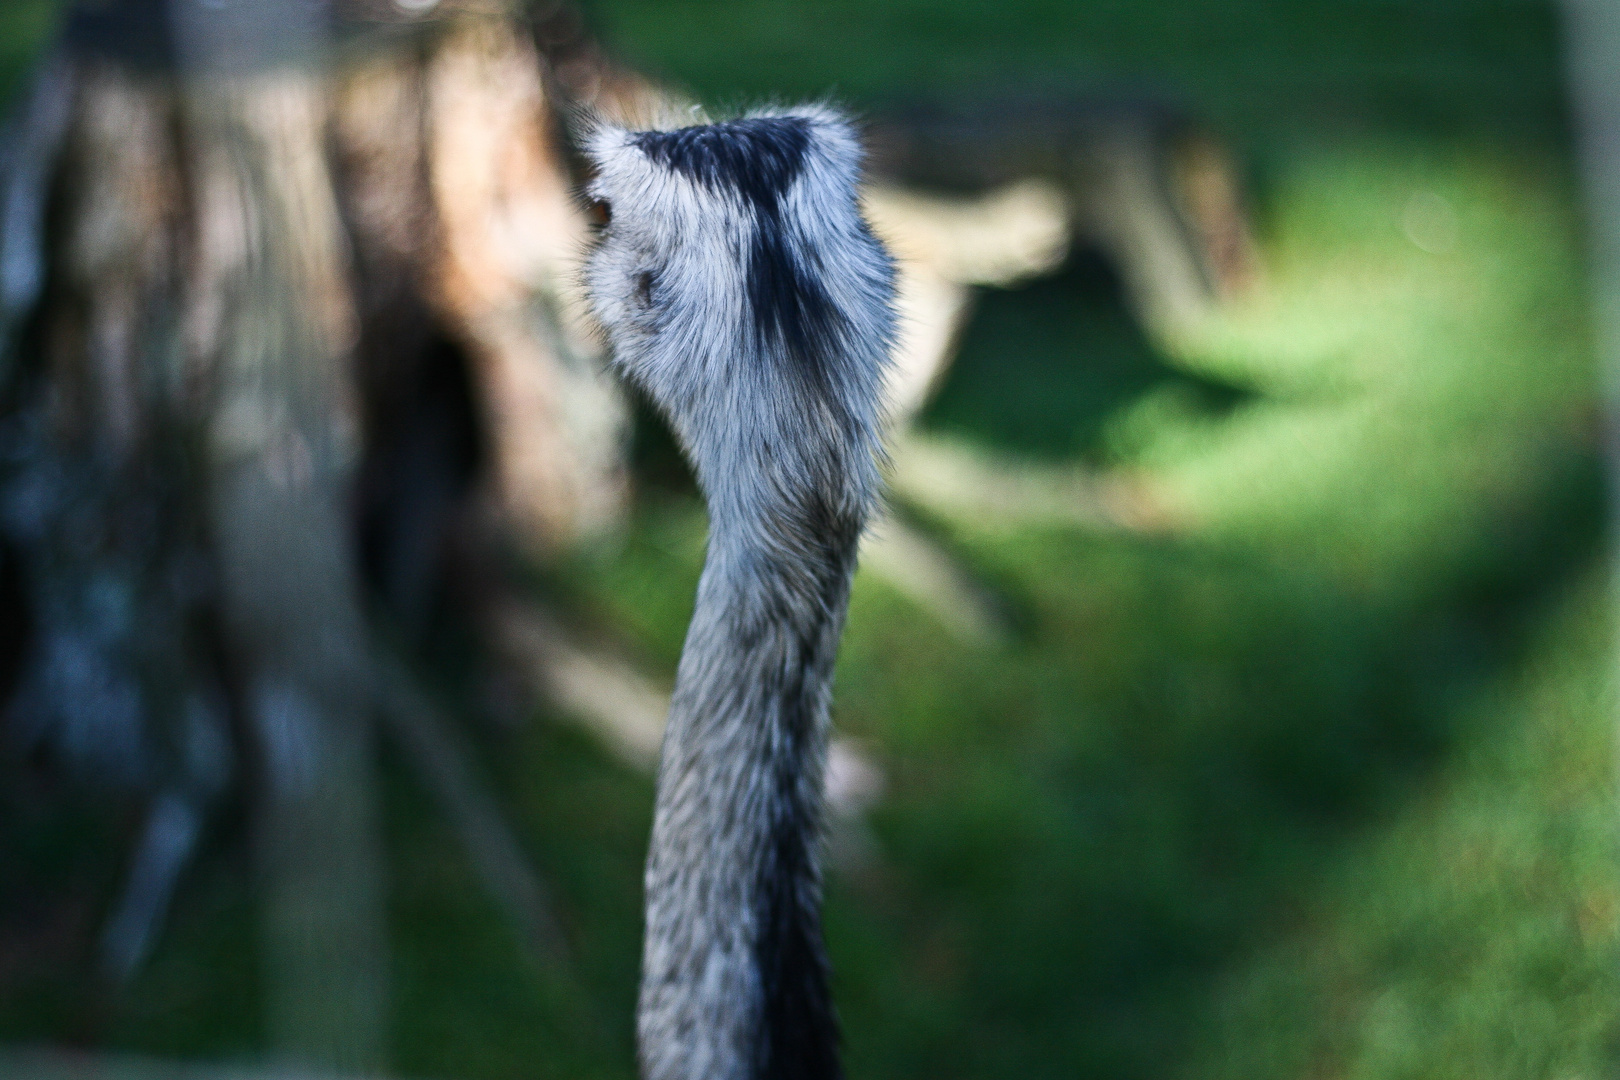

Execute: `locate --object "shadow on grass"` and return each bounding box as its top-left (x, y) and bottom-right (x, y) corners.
top-left (830, 442), bottom-right (1603, 1080)
top-left (817, 230), bottom-right (1609, 1077)
top-left (922, 250), bottom-right (1251, 463)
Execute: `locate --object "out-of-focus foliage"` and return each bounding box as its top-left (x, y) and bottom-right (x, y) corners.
top-left (584, 0), bottom-right (1566, 136)
top-left (0, 2), bottom-right (1613, 1080)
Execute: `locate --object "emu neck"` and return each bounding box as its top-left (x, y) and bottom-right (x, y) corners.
top-left (637, 478), bottom-right (858, 1080)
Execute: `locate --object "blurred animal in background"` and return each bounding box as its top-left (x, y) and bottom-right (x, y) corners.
top-left (583, 106), bottom-right (894, 1080)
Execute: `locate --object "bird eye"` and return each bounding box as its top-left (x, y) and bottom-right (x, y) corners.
top-left (587, 198), bottom-right (612, 228)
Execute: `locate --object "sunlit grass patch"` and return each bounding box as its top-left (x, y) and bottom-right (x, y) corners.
top-left (1125, 143), bottom-right (1598, 595)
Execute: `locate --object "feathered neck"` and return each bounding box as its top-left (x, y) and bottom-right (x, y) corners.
top-left (581, 107), bottom-right (894, 1080)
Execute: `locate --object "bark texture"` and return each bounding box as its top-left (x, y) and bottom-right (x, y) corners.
top-left (0, 0), bottom-right (617, 1069)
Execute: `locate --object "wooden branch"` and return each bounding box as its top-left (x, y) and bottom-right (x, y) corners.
top-left (860, 515), bottom-right (1009, 646)
top-left (887, 433), bottom-right (1164, 531)
top-left (486, 597), bottom-right (889, 829)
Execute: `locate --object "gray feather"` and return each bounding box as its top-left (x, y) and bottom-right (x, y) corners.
top-left (584, 106), bottom-right (895, 1080)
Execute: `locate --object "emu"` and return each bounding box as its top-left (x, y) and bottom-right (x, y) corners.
top-left (583, 108), bottom-right (895, 1080)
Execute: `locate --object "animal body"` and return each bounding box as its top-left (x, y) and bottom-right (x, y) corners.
top-left (583, 108), bottom-right (895, 1080)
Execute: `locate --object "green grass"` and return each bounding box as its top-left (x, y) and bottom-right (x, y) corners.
top-left (1, 2), bottom-right (1616, 1079)
top-left (1185, 573), bottom-right (1620, 1080)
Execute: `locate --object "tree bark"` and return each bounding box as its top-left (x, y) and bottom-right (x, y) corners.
top-left (1, 0), bottom-right (615, 1068)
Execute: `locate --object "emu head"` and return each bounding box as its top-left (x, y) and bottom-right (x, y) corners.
top-left (582, 108), bottom-right (895, 528)
top-left (583, 107), bottom-right (895, 1080)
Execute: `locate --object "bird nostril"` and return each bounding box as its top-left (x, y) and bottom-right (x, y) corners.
top-left (587, 198), bottom-right (612, 228)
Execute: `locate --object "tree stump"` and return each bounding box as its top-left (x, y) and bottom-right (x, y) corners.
top-left (0, 0), bottom-right (619, 1069)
